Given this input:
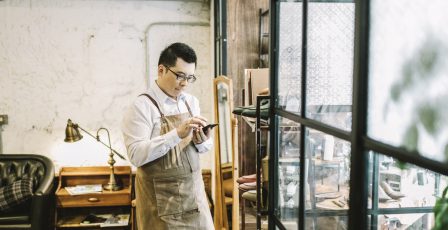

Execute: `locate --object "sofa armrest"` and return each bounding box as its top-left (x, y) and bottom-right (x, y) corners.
top-left (30, 156), bottom-right (55, 230)
top-left (30, 193), bottom-right (54, 230)
top-left (33, 156), bottom-right (54, 196)
top-left (0, 154), bottom-right (56, 230)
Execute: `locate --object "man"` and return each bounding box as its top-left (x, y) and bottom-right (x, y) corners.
top-left (122, 42), bottom-right (214, 229)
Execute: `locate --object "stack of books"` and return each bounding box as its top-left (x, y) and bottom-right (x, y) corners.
top-left (80, 213), bottom-right (130, 227)
top-left (65, 184), bottom-right (102, 195)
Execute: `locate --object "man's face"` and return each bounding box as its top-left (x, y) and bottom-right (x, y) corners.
top-left (157, 58), bottom-right (196, 99)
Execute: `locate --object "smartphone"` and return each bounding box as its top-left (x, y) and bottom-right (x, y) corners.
top-left (202, 123), bottom-right (218, 134)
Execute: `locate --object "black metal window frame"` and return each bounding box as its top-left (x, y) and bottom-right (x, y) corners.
top-left (268, 0), bottom-right (448, 229)
top-left (214, 0), bottom-right (227, 77)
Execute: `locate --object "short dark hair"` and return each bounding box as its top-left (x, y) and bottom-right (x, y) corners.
top-left (158, 42), bottom-right (197, 67)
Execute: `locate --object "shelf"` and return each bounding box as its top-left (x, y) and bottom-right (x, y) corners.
top-left (56, 210), bottom-right (130, 229)
top-left (242, 116), bottom-right (269, 132)
top-left (55, 166), bottom-right (133, 230)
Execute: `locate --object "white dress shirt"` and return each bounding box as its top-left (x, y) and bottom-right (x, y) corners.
top-left (122, 82), bottom-right (213, 167)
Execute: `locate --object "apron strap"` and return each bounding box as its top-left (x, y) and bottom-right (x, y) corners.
top-left (140, 93), bottom-right (193, 118)
top-left (139, 93), bottom-right (165, 119)
top-left (184, 101), bottom-right (193, 117)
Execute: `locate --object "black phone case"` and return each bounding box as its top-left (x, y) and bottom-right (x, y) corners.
top-left (202, 124), bottom-right (218, 133)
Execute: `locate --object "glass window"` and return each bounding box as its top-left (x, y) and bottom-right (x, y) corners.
top-left (277, 1), bottom-right (302, 114)
top-left (306, 216), bottom-right (348, 230)
top-left (275, 116), bottom-right (300, 229)
top-left (271, 1), bottom-right (448, 230)
top-left (306, 2), bottom-right (355, 131)
top-left (369, 151), bottom-right (447, 208)
top-left (368, 0), bottom-right (448, 161)
top-left (376, 213), bottom-right (433, 230)
top-left (305, 128), bottom-right (351, 229)
top-left (368, 151), bottom-right (448, 229)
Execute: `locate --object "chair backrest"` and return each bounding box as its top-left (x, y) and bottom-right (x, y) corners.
top-left (0, 154), bottom-right (54, 194)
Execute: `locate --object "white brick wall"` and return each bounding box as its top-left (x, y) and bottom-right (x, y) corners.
top-left (0, 0), bottom-right (214, 172)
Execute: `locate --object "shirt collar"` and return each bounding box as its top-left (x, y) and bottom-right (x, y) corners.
top-left (150, 81), bottom-right (186, 104)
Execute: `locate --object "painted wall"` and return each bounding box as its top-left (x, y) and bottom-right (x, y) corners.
top-left (0, 0), bottom-right (214, 172)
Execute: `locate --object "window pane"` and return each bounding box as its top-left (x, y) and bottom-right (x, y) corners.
top-left (275, 116), bottom-right (300, 229)
top-left (369, 152), bottom-right (447, 208)
top-left (305, 216), bottom-right (348, 230)
top-left (367, 215), bottom-right (372, 229)
top-left (305, 128), bottom-right (351, 229)
top-left (277, 2), bottom-right (302, 114)
top-left (368, 0), bottom-right (448, 161)
top-left (368, 151), bottom-right (448, 229)
top-left (306, 2), bottom-right (355, 131)
top-left (376, 213), bottom-right (434, 230)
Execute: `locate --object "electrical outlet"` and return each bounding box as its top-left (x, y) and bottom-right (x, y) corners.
top-left (0, 115), bottom-right (8, 125)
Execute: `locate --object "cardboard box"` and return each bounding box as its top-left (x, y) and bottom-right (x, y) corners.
top-left (244, 68), bottom-right (269, 106)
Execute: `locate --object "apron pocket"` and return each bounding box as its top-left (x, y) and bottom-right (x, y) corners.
top-left (153, 174), bottom-right (198, 217)
top-left (185, 145), bottom-right (200, 172)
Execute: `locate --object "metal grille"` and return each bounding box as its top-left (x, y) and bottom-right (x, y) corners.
top-left (278, 3), bottom-right (354, 111)
top-left (307, 3), bottom-right (354, 106)
top-left (278, 3), bottom-right (303, 111)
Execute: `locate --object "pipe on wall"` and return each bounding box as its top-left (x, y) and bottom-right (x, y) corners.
top-left (143, 21), bottom-right (210, 89)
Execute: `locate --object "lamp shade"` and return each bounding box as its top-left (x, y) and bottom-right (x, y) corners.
top-left (64, 119), bottom-right (83, 142)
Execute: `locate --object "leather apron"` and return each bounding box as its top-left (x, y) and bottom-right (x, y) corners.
top-left (135, 94), bottom-right (214, 230)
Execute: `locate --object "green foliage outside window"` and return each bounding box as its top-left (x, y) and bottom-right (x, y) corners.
top-left (433, 186), bottom-right (448, 230)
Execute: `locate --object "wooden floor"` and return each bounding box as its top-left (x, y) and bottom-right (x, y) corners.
top-left (241, 210), bottom-right (257, 230)
top-left (240, 206), bottom-right (268, 230)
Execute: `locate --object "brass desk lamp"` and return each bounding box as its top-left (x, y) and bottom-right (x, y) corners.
top-left (64, 119), bottom-right (126, 191)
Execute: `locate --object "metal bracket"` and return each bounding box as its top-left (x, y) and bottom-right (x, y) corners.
top-left (0, 114), bottom-right (8, 125)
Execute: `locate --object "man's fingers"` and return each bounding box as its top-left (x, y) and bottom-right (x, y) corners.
top-left (196, 131), bottom-right (203, 143)
top-left (190, 117), bottom-right (206, 127)
top-left (192, 128), bottom-right (208, 144)
top-left (194, 115), bottom-right (208, 123)
top-left (199, 129), bottom-right (208, 140)
top-left (184, 117), bottom-right (211, 142)
top-left (188, 124), bottom-right (200, 129)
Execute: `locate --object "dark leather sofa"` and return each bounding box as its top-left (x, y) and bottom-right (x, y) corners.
top-left (0, 154), bottom-right (55, 229)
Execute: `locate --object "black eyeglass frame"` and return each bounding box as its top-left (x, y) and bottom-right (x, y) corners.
top-left (164, 65), bottom-right (197, 83)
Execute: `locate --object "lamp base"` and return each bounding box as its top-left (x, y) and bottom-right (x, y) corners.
top-left (103, 183), bottom-right (122, 191)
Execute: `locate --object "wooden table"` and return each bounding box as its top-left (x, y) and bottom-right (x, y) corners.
top-left (55, 166), bottom-right (133, 229)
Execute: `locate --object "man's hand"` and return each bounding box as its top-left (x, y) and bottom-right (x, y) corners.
top-left (192, 115), bottom-right (211, 144)
top-left (192, 125), bottom-right (212, 144)
top-left (177, 116), bottom-right (207, 139)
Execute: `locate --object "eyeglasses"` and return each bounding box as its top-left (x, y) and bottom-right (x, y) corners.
top-left (164, 65), bottom-right (197, 83)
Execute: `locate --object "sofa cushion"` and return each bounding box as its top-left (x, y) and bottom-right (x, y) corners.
top-left (0, 179), bottom-right (33, 212)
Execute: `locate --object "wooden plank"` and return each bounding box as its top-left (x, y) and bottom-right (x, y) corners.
top-left (227, 0), bottom-right (269, 105)
top-left (59, 166), bottom-right (131, 176)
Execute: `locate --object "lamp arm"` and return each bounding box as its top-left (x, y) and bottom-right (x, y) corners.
top-left (96, 128), bottom-right (112, 150)
top-left (76, 125), bottom-right (126, 160)
top-left (96, 127), bottom-right (127, 160)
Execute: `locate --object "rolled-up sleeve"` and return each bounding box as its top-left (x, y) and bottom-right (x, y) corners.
top-left (195, 138), bottom-right (213, 153)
